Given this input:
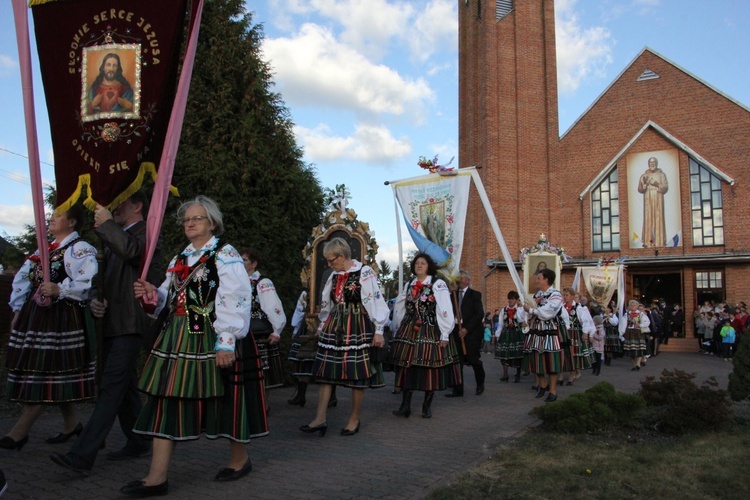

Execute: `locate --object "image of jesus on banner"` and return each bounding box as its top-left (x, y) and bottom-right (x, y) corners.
top-left (81, 45), bottom-right (140, 122)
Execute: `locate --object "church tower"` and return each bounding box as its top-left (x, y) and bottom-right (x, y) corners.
top-left (459, 0), bottom-right (559, 294)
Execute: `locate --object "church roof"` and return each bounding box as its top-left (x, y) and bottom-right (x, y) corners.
top-left (561, 46), bottom-right (750, 139)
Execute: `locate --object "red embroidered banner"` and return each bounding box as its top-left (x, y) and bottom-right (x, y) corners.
top-left (30, 0), bottom-right (192, 212)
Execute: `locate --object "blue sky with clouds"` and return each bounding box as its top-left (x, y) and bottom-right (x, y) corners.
top-left (1, 0), bottom-right (749, 267)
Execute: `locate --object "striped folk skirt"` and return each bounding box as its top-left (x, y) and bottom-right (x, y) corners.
top-left (254, 332), bottom-right (285, 389)
top-left (134, 316), bottom-right (268, 442)
top-left (622, 326), bottom-right (648, 358)
top-left (312, 304), bottom-right (385, 389)
top-left (5, 299), bottom-right (96, 404)
top-left (495, 326), bottom-right (524, 367)
top-left (288, 338), bottom-right (316, 378)
top-left (604, 325), bottom-right (623, 354)
top-left (388, 315), bottom-right (462, 391)
top-left (523, 324), bottom-right (565, 375)
top-left (567, 325), bottom-right (595, 370)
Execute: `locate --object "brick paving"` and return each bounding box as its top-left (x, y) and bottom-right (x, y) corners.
top-left (0, 352), bottom-right (733, 499)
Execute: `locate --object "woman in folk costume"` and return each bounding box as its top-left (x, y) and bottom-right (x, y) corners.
top-left (620, 299), bottom-right (650, 371)
top-left (522, 268), bottom-right (569, 403)
top-left (123, 196), bottom-right (267, 496)
top-left (240, 247), bottom-right (287, 390)
top-left (389, 253), bottom-right (459, 419)
top-left (602, 305), bottom-right (621, 365)
top-left (1, 204), bottom-right (97, 450)
top-left (300, 237), bottom-right (388, 437)
top-left (494, 290), bottom-right (527, 383)
top-left (559, 288), bottom-right (596, 385)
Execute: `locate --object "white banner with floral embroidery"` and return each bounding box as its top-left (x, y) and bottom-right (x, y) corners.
top-left (573, 265), bottom-right (625, 313)
top-left (391, 170), bottom-right (472, 277)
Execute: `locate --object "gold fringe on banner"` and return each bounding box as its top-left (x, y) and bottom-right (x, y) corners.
top-left (54, 161), bottom-right (180, 215)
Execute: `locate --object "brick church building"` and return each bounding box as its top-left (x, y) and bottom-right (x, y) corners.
top-left (458, 0), bottom-right (750, 342)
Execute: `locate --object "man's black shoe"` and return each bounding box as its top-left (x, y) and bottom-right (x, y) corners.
top-left (49, 453), bottom-right (91, 475)
top-left (475, 386), bottom-right (485, 395)
top-left (107, 447), bottom-right (152, 461)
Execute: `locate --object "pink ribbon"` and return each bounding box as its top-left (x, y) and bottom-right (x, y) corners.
top-left (141, 0), bottom-right (205, 279)
top-left (13, 0), bottom-right (50, 306)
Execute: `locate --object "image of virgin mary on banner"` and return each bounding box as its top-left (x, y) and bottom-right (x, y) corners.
top-left (30, 0), bottom-right (197, 212)
top-left (392, 170), bottom-right (471, 278)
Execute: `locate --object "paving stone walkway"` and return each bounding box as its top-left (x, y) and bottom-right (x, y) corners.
top-left (0, 352), bottom-right (733, 499)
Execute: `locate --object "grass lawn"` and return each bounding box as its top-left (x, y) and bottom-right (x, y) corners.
top-left (428, 403), bottom-right (750, 500)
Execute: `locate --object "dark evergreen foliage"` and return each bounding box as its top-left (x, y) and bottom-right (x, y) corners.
top-left (639, 369), bottom-right (730, 434)
top-left (531, 382), bottom-right (646, 433)
top-left (728, 340), bottom-right (750, 401)
top-left (162, 0), bottom-right (324, 322)
top-left (2, 186), bottom-right (97, 270)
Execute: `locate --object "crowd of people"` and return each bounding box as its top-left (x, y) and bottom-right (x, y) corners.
top-left (486, 278), bottom-right (747, 399)
top-left (695, 300), bottom-right (747, 361)
top-left (1, 193), bottom-right (744, 497)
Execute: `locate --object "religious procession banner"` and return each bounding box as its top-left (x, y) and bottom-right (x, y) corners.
top-left (391, 170), bottom-right (472, 278)
top-left (573, 264), bottom-right (625, 314)
top-left (30, 0), bottom-right (195, 212)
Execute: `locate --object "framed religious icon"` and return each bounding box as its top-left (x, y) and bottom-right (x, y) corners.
top-left (523, 252), bottom-right (561, 303)
top-left (310, 230), bottom-right (366, 314)
top-left (81, 44), bottom-right (141, 122)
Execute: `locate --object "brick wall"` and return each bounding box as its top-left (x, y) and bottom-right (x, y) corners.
top-left (459, 0), bottom-right (750, 317)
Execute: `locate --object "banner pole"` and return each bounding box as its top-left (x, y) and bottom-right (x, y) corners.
top-left (141, 0), bottom-right (205, 278)
top-left (468, 169), bottom-right (527, 302)
top-left (391, 188), bottom-right (404, 294)
top-left (13, 0), bottom-right (49, 281)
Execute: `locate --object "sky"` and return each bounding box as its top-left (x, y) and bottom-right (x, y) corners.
top-left (1, 0), bottom-right (750, 268)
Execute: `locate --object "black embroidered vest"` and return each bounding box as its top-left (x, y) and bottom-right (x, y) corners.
top-left (169, 243), bottom-right (221, 336)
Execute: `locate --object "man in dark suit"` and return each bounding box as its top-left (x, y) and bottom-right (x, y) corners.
top-left (51, 191), bottom-right (163, 473)
top-left (446, 270), bottom-right (486, 397)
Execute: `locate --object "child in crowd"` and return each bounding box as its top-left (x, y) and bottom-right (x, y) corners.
top-left (591, 315), bottom-right (606, 375)
top-left (483, 325), bottom-right (493, 354)
top-left (719, 319), bottom-right (735, 361)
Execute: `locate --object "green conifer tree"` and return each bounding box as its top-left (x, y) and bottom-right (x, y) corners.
top-left (162, 0), bottom-right (324, 317)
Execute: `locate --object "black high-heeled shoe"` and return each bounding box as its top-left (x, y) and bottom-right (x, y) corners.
top-left (340, 421), bottom-right (360, 436)
top-left (535, 386), bottom-right (547, 398)
top-left (0, 435), bottom-right (29, 451)
top-left (421, 392), bottom-right (434, 419)
top-left (393, 390), bottom-right (412, 418)
top-left (46, 422), bottom-right (83, 444)
top-left (299, 423), bottom-right (327, 437)
top-left (500, 376), bottom-right (510, 383)
top-left (514, 372), bottom-right (521, 383)
top-left (287, 394), bottom-right (306, 408)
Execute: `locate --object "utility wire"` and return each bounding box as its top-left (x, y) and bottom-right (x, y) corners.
top-left (0, 146), bottom-right (56, 185)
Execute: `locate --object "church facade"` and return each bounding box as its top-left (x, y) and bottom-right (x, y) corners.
top-left (458, 0), bottom-right (750, 340)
